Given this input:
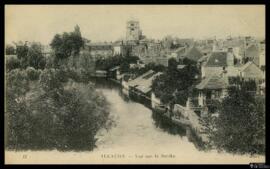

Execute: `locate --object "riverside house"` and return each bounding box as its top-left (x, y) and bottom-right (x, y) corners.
top-left (126, 70), bottom-right (162, 104)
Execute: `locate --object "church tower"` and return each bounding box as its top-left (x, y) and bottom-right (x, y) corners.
top-left (126, 20), bottom-right (142, 41)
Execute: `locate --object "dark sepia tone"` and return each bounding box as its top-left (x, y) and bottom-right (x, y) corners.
top-left (5, 5), bottom-right (265, 164)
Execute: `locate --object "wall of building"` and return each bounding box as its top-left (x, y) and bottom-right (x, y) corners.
top-left (151, 92), bottom-right (161, 109)
top-left (241, 64), bottom-right (264, 81)
top-left (201, 66), bottom-right (223, 78)
top-left (113, 46), bottom-right (122, 56)
top-left (126, 20), bottom-right (142, 41)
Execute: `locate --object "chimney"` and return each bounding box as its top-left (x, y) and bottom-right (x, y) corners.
top-left (227, 47), bottom-right (234, 66)
top-left (228, 47), bottom-right (233, 53)
top-left (221, 66), bottom-right (227, 77)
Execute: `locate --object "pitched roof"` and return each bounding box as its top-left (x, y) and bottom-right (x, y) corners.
top-left (196, 75), bottom-right (228, 90)
top-left (128, 70), bottom-right (162, 94)
top-left (172, 46), bottom-right (186, 54)
top-left (88, 42), bottom-right (113, 50)
top-left (198, 55), bottom-right (208, 63)
top-left (184, 46), bottom-right (203, 62)
top-left (238, 61), bottom-right (254, 72)
top-left (177, 65), bottom-right (186, 69)
top-left (109, 66), bottom-right (120, 71)
top-left (246, 44), bottom-right (259, 52)
top-left (238, 61), bottom-right (264, 79)
top-left (205, 52), bottom-right (228, 67)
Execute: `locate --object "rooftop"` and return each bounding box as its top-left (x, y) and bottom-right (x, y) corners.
top-left (196, 75), bottom-right (228, 90)
top-left (205, 52), bottom-right (228, 67)
top-left (128, 70), bottom-right (162, 94)
top-left (184, 46), bottom-right (203, 62)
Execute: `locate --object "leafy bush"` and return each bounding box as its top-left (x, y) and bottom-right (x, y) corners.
top-left (6, 69), bottom-right (29, 97)
top-left (27, 42), bottom-right (47, 69)
top-left (6, 79), bottom-right (110, 151)
top-left (66, 67), bottom-right (82, 83)
top-left (26, 67), bottom-right (41, 81)
top-left (6, 56), bottom-right (20, 71)
top-left (201, 80), bottom-right (265, 155)
top-left (39, 68), bottom-right (63, 93)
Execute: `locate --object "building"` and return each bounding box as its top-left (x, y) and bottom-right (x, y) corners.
top-left (195, 60), bottom-right (264, 107)
top-left (113, 41), bottom-right (123, 56)
top-left (85, 42), bottom-right (114, 58)
top-left (128, 70), bottom-right (162, 96)
top-left (170, 47), bottom-right (187, 61)
top-left (238, 61), bottom-right (265, 82)
top-left (179, 46), bottom-right (204, 63)
top-left (201, 48), bottom-right (238, 78)
top-left (173, 38), bottom-right (194, 47)
top-left (244, 44), bottom-right (260, 66)
top-left (195, 75), bottom-right (229, 107)
top-left (126, 20), bottom-right (143, 42)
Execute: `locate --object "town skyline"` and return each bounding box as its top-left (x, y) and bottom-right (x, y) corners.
top-left (5, 5), bottom-right (265, 45)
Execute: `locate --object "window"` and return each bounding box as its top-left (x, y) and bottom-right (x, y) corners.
top-left (206, 91), bottom-right (211, 99)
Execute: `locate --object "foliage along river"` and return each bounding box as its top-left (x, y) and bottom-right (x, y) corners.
top-left (5, 78), bottom-right (265, 164)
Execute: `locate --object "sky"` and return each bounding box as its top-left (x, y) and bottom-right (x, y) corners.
top-left (5, 5), bottom-right (265, 45)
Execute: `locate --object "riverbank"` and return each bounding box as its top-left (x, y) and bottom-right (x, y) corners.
top-left (109, 76), bottom-right (208, 147)
top-left (5, 85), bottom-right (265, 164)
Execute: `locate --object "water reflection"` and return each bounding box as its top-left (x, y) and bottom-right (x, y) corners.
top-left (151, 111), bottom-right (186, 136)
top-left (91, 78), bottom-right (199, 149)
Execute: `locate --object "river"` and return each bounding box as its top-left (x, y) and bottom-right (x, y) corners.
top-left (91, 79), bottom-right (265, 164)
top-left (5, 79), bottom-right (265, 164)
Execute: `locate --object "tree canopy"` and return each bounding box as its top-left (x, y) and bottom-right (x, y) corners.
top-left (50, 25), bottom-right (84, 64)
top-left (201, 78), bottom-right (265, 154)
top-left (152, 58), bottom-right (199, 106)
top-left (5, 44), bottom-right (16, 55)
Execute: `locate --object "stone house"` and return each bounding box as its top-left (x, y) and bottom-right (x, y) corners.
top-left (238, 61), bottom-right (265, 82)
top-left (86, 42), bottom-right (113, 58)
top-left (201, 48), bottom-right (238, 78)
top-left (195, 75), bottom-right (229, 107)
top-left (244, 44), bottom-right (260, 66)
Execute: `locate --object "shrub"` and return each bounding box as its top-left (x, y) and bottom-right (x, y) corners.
top-left (6, 69), bottom-right (29, 97)
top-left (57, 66), bottom-right (69, 83)
top-left (6, 80), bottom-right (111, 151)
top-left (39, 68), bottom-right (63, 92)
top-left (66, 67), bottom-right (82, 83)
top-left (26, 67), bottom-right (41, 81)
top-left (6, 56), bottom-right (20, 71)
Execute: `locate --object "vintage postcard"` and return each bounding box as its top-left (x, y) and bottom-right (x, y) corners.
top-left (5, 5), bottom-right (266, 164)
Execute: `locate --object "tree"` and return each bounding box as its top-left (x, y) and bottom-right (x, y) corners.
top-left (204, 78), bottom-right (265, 154)
top-left (39, 68), bottom-right (63, 93)
top-left (71, 25), bottom-right (84, 55)
top-left (6, 56), bottom-right (20, 71)
top-left (6, 78), bottom-right (111, 151)
top-left (5, 44), bottom-right (16, 55)
top-left (16, 43), bottom-right (29, 68)
top-left (6, 69), bottom-right (30, 97)
top-left (50, 25), bottom-right (84, 67)
top-left (27, 42), bottom-right (46, 69)
top-left (26, 67), bottom-right (41, 81)
top-left (152, 58), bottom-right (199, 106)
top-left (5, 69), bottom-right (31, 149)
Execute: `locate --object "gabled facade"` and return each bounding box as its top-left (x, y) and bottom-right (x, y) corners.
top-left (195, 75), bottom-right (229, 107)
top-left (244, 44), bottom-right (260, 66)
top-left (239, 61), bottom-right (265, 82)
